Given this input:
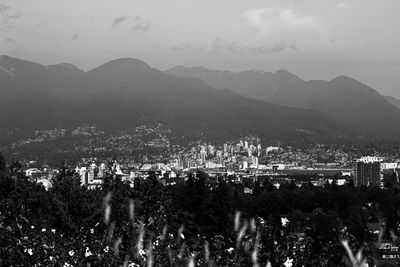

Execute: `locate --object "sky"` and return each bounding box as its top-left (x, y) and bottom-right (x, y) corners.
top-left (1, 0), bottom-right (400, 97)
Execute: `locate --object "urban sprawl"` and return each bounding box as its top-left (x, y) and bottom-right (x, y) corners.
top-left (19, 134), bottom-right (400, 191)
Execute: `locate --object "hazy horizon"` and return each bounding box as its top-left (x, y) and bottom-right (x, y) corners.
top-left (1, 0), bottom-right (399, 97)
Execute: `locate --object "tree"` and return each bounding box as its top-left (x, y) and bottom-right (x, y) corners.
top-left (203, 180), bottom-right (233, 235)
top-left (383, 172), bottom-right (399, 188)
top-left (262, 180), bottom-right (276, 192)
top-left (0, 153), bottom-right (5, 172)
top-left (253, 180), bottom-right (262, 196)
top-left (281, 180), bottom-right (297, 191)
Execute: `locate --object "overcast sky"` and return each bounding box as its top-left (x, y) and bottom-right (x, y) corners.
top-left (1, 0), bottom-right (399, 97)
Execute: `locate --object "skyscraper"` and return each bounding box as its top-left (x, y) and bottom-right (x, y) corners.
top-left (200, 150), bottom-right (207, 165)
top-left (356, 156), bottom-right (384, 187)
top-left (223, 143), bottom-right (228, 153)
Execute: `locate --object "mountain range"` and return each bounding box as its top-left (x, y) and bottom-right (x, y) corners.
top-left (0, 55), bottom-right (399, 148)
top-left (166, 66), bottom-right (400, 138)
top-left (0, 55), bottom-right (356, 145)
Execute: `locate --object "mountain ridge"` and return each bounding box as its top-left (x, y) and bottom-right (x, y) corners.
top-left (166, 65), bottom-right (400, 138)
top-left (384, 95), bottom-right (400, 110)
top-left (0, 55), bottom-right (356, 144)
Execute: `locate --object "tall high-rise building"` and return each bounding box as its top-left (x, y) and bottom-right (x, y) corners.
top-left (208, 145), bottom-right (215, 156)
top-left (200, 150), bottom-right (207, 165)
top-left (235, 144), bottom-right (242, 153)
top-left (223, 143), bottom-right (228, 153)
top-left (356, 156), bottom-right (384, 187)
top-left (242, 161), bottom-right (248, 170)
top-left (247, 148), bottom-right (252, 157)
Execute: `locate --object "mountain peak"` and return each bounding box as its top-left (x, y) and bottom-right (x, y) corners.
top-left (87, 58), bottom-right (153, 80)
top-left (331, 75), bottom-right (358, 83)
top-left (330, 75), bottom-right (372, 92)
top-left (95, 58), bottom-right (150, 70)
top-left (241, 70), bottom-right (269, 76)
top-left (0, 55), bottom-right (45, 78)
top-left (1, 55), bottom-right (14, 62)
top-left (48, 62), bottom-right (79, 69)
top-left (169, 65), bottom-right (186, 70)
top-left (46, 63), bottom-right (83, 73)
top-left (274, 69), bottom-right (301, 81)
top-left (0, 55), bottom-right (24, 66)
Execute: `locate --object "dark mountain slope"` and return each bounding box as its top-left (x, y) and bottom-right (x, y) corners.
top-left (385, 95), bottom-right (400, 109)
top-left (0, 56), bottom-right (354, 143)
top-left (166, 66), bottom-right (400, 138)
top-left (0, 56), bottom-right (75, 128)
top-left (73, 58), bottom-right (352, 141)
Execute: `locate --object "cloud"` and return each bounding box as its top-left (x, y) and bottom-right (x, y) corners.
top-left (71, 34), bottom-right (79, 41)
top-left (243, 7), bottom-right (317, 33)
top-left (170, 42), bottom-right (205, 52)
top-left (249, 42), bottom-right (297, 54)
top-left (112, 15), bottom-right (150, 32)
top-left (112, 15), bottom-right (129, 27)
top-left (132, 21), bottom-right (150, 32)
top-left (0, 2), bottom-right (11, 13)
top-left (209, 37), bottom-right (297, 55)
top-left (337, 2), bottom-right (349, 8)
top-left (3, 36), bottom-right (22, 57)
top-left (5, 37), bottom-right (17, 44)
top-left (0, 2), bottom-right (22, 29)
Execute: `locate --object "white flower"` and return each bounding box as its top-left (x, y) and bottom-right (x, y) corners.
top-left (103, 246), bottom-right (109, 253)
top-left (49, 256), bottom-right (54, 261)
top-left (63, 262), bottom-right (73, 267)
top-left (41, 228), bottom-right (46, 232)
top-left (68, 250), bottom-right (75, 256)
top-left (90, 229), bottom-right (94, 234)
top-left (51, 229), bottom-right (56, 233)
top-left (25, 248), bottom-right (33, 255)
top-left (85, 247), bottom-right (92, 257)
top-left (226, 247), bottom-right (234, 254)
top-left (139, 249), bottom-right (146, 257)
top-left (284, 257), bottom-right (293, 267)
top-left (281, 217), bottom-right (289, 227)
top-left (31, 226), bottom-right (35, 229)
top-left (180, 233), bottom-right (185, 239)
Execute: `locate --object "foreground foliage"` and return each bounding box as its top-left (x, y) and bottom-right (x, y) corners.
top-left (0, 156), bottom-right (394, 266)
